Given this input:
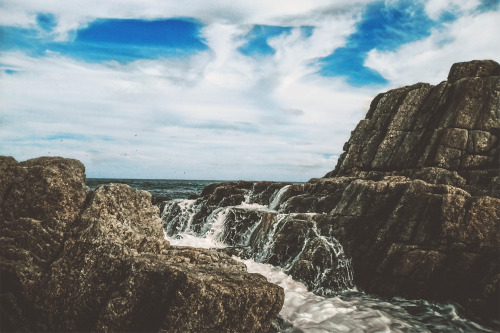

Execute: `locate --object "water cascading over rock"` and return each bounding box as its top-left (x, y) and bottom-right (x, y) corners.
top-left (161, 181), bottom-right (355, 295)
top-left (162, 59), bottom-right (500, 321)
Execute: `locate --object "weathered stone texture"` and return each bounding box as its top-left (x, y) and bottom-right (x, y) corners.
top-left (172, 60), bottom-right (500, 321)
top-left (447, 59), bottom-right (500, 82)
top-left (329, 63), bottom-right (499, 198)
top-left (0, 157), bottom-right (283, 332)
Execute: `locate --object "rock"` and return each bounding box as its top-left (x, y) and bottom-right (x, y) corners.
top-left (318, 60), bottom-right (500, 319)
top-left (331, 74), bottom-right (499, 187)
top-left (163, 60), bottom-right (500, 321)
top-left (0, 157), bottom-right (284, 332)
top-left (0, 156), bottom-right (88, 331)
top-left (447, 59), bottom-right (500, 82)
top-left (319, 60), bottom-right (499, 319)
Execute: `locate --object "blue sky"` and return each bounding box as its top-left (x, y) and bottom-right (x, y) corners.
top-left (1, 0), bottom-right (499, 180)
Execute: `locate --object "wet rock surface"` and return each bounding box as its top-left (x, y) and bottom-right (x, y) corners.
top-left (0, 157), bottom-right (283, 332)
top-left (162, 60), bottom-right (500, 321)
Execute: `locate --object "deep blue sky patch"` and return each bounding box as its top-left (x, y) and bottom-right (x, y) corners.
top-left (36, 13), bottom-right (57, 32)
top-left (319, 0), bottom-right (436, 86)
top-left (70, 18), bottom-right (208, 62)
top-left (478, 0), bottom-right (500, 12)
top-left (0, 18), bottom-right (208, 63)
top-left (76, 19), bottom-right (206, 47)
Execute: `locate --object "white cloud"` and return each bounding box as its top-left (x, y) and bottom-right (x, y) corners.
top-left (0, 19), bottom-right (374, 181)
top-left (424, 0), bottom-right (481, 20)
top-left (0, 0), bottom-right (374, 40)
top-left (365, 9), bottom-right (500, 87)
top-left (1, 0), bottom-right (498, 181)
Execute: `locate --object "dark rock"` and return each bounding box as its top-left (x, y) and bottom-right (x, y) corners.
top-left (0, 157), bottom-right (284, 332)
top-left (0, 156), bottom-right (88, 331)
top-left (447, 59), bottom-right (500, 82)
top-left (321, 60), bottom-right (499, 319)
top-left (330, 61), bottom-right (499, 185)
top-left (162, 60), bottom-right (500, 322)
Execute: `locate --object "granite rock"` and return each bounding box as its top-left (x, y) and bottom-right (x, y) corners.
top-left (0, 157), bottom-right (284, 332)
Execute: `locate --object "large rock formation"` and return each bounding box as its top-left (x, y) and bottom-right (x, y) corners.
top-left (0, 157), bottom-right (283, 332)
top-left (317, 59), bottom-right (499, 319)
top-left (162, 60), bottom-right (500, 321)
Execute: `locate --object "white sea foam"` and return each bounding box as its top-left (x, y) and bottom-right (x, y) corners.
top-left (162, 196), bottom-right (497, 333)
top-left (238, 258), bottom-right (412, 333)
top-left (269, 184), bottom-right (292, 210)
top-left (166, 232), bottom-right (226, 248)
top-left (237, 202), bottom-right (270, 210)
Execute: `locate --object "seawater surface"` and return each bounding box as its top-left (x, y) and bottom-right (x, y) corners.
top-left (86, 178), bottom-right (499, 333)
top-left (87, 178), bottom-right (223, 201)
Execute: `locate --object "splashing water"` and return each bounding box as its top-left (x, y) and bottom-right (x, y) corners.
top-left (269, 184), bottom-right (292, 211)
top-left (121, 179), bottom-right (497, 332)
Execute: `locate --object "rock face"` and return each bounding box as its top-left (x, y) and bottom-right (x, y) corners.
top-left (161, 60), bottom-right (500, 320)
top-left (326, 59), bottom-right (500, 198)
top-left (317, 59), bottom-right (500, 319)
top-left (0, 157), bottom-right (283, 332)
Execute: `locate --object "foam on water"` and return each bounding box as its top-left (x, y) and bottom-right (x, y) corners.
top-left (240, 258), bottom-right (498, 333)
top-left (97, 180), bottom-right (498, 333)
top-left (269, 184), bottom-right (292, 211)
top-left (162, 198), bottom-right (497, 332)
top-left (166, 232), bottom-right (226, 248)
top-left (240, 258), bottom-right (388, 333)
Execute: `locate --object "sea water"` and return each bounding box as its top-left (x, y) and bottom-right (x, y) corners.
top-left (87, 179), bottom-right (499, 332)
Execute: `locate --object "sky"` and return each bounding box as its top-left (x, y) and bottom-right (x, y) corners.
top-left (1, 0), bottom-right (499, 181)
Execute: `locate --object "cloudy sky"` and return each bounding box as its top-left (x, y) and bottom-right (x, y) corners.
top-left (1, 0), bottom-right (499, 181)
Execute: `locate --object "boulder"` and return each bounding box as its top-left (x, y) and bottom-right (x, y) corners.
top-left (0, 156), bottom-right (88, 331)
top-left (447, 59), bottom-right (500, 82)
top-left (0, 157), bottom-right (284, 332)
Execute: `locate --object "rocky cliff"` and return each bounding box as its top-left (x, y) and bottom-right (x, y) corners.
top-left (161, 60), bottom-right (500, 321)
top-left (0, 157), bottom-right (284, 332)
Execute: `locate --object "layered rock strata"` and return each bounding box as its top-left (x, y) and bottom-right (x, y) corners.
top-left (0, 157), bottom-right (283, 332)
top-left (162, 60), bottom-right (500, 320)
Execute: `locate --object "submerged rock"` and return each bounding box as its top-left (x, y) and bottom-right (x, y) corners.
top-left (162, 60), bottom-right (500, 321)
top-left (0, 157), bottom-right (283, 332)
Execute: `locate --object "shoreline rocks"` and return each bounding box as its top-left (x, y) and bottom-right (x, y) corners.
top-left (162, 60), bottom-right (500, 322)
top-left (2, 59), bottom-right (499, 330)
top-left (0, 157), bottom-right (283, 332)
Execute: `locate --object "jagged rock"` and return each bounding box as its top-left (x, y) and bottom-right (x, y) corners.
top-left (162, 183), bottom-right (355, 296)
top-left (162, 60), bottom-right (500, 321)
top-left (0, 157), bottom-right (284, 332)
top-left (0, 157), bottom-right (88, 331)
top-left (314, 60), bottom-right (500, 319)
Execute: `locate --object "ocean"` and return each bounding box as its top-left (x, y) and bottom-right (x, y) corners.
top-left (86, 178), bottom-right (498, 332)
top-left (86, 178), bottom-right (224, 204)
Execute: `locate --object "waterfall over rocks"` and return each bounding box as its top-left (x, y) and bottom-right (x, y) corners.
top-left (162, 60), bottom-right (500, 322)
top-left (161, 182), bottom-right (355, 295)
